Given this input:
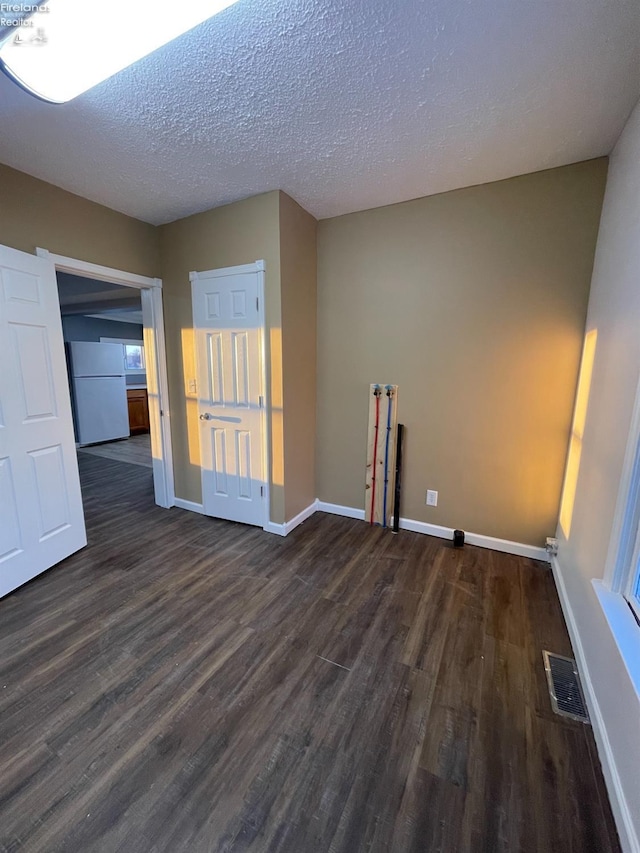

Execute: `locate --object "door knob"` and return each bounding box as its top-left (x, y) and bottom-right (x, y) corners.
top-left (199, 413), bottom-right (213, 420)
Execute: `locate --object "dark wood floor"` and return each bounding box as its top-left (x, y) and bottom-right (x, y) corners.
top-left (0, 455), bottom-right (620, 853)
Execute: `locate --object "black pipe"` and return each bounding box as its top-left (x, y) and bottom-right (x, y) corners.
top-left (392, 424), bottom-right (404, 533)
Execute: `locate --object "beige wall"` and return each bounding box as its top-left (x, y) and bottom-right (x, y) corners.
top-left (555, 101), bottom-right (640, 848)
top-left (0, 160), bottom-right (608, 546)
top-left (0, 164), bottom-right (159, 275)
top-left (158, 192), bottom-right (286, 521)
top-left (317, 159), bottom-right (607, 545)
top-left (279, 193), bottom-right (318, 519)
top-left (0, 167), bottom-right (311, 526)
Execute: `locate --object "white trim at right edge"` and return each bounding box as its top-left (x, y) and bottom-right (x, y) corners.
top-left (316, 501), bottom-right (548, 561)
top-left (550, 556), bottom-right (639, 853)
top-left (593, 581), bottom-right (640, 702)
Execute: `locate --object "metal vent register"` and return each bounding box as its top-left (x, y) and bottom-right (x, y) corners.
top-left (542, 651), bottom-right (590, 723)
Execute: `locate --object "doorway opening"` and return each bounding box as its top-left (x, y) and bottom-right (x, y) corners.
top-left (37, 249), bottom-right (174, 509)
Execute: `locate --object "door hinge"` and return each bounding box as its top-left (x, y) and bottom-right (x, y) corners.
top-left (259, 395), bottom-right (264, 408)
top-left (256, 296), bottom-right (259, 311)
top-left (260, 485), bottom-right (264, 497)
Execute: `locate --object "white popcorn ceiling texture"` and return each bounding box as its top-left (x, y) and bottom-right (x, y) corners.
top-left (0, 0), bottom-right (638, 225)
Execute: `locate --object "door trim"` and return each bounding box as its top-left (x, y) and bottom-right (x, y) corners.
top-left (35, 248), bottom-right (175, 509)
top-left (189, 260), bottom-right (271, 530)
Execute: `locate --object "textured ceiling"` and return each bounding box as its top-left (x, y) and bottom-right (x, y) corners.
top-left (1, 0), bottom-right (639, 225)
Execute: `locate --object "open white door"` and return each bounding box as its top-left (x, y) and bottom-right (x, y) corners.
top-left (0, 245), bottom-right (86, 598)
top-left (191, 263), bottom-right (266, 527)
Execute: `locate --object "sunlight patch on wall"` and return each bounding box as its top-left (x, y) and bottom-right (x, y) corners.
top-left (181, 328), bottom-right (201, 467)
top-left (270, 327), bottom-right (284, 487)
top-left (559, 329), bottom-right (597, 539)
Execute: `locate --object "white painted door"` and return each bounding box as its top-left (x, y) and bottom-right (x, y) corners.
top-left (192, 265), bottom-right (265, 526)
top-left (0, 245), bottom-right (86, 598)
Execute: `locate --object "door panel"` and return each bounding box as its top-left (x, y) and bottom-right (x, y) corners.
top-left (30, 444), bottom-right (71, 538)
top-left (3, 266), bottom-right (41, 302)
top-left (207, 333), bottom-right (224, 404)
top-left (11, 322), bottom-right (58, 420)
top-left (236, 430), bottom-right (252, 498)
top-left (0, 456), bottom-right (21, 560)
top-left (232, 332), bottom-right (250, 406)
top-left (192, 268), bottom-right (265, 526)
top-left (0, 245), bottom-right (86, 597)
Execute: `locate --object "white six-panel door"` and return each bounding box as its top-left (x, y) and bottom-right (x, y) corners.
top-left (191, 264), bottom-right (266, 526)
top-left (0, 245), bottom-right (86, 598)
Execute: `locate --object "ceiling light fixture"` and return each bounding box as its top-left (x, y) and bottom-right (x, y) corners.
top-left (0, 0), bottom-right (240, 104)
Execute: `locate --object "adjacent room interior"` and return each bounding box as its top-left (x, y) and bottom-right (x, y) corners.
top-left (57, 272), bottom-right (153, 471)
top-left (0, 1), bottom-right (639, 852)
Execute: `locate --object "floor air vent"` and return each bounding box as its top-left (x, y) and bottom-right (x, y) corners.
top-left (542, 651), bottom-right (590, 723)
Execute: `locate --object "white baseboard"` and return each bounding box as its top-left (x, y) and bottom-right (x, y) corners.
top-left (264, 500), bottom-right (318, 537)
top-left (263, 522), bottom-right (286, 536)
top-left (173, 498), bottom-right (206, 515)
top-left (316, 501), bottom-right (548, 561)
top-left (398, 516), bottom-right (548, 561)
top-left (550, 556), bottom-right (638, 853)
top-left (464, 531), bottom-right (547, 561)
top-left (173, 497), bottom-right (318, 535)
top-left (316, 501), bottom-right (365, 521)
top-left (174, 496), bottom-right (547, 562)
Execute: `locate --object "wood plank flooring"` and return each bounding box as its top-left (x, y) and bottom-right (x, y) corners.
top-left (0, 455), bottom-right (620, 852)
top-left (77, 433), bottom-right (152, 468)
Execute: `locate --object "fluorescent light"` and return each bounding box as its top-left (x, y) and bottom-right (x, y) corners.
top-left (0, 0), bottom-right (239, 103)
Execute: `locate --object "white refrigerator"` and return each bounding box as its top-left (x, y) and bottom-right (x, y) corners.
top-left (67, 342), bottom-right (130, 445)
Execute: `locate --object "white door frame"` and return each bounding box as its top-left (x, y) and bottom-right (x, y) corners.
top-left (189, 260), bottom-right (271, 530)
top-left (36, 248), bottom-right (175, 508)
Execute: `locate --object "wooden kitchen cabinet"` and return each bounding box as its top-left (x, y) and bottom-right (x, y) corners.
top-left (127, 388), bottom-right (150, 435)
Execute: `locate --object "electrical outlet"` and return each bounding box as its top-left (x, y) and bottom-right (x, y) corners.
top-left (426, 489), bottom-right (438, 507)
